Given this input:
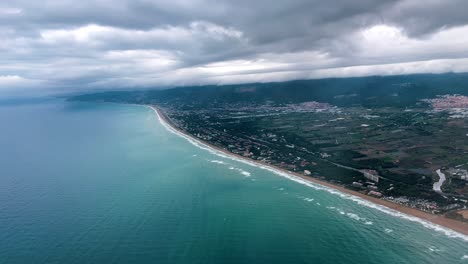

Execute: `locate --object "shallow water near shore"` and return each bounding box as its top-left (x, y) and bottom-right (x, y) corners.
top-left (0, 99), bottom-right (466, 263)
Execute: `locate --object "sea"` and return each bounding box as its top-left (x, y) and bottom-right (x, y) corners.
top-left (0, 99), bottom-right (466, 264)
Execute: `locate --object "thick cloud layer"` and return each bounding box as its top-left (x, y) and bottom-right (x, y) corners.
top-left (1, 0), bottom-right (468, 94)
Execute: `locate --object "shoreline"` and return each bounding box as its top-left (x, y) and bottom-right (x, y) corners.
top-left (149, 105), bottom-right (468, 237)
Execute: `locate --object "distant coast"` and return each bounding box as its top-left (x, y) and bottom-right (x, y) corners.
top-left (149, 105), bottom-right (468, 237)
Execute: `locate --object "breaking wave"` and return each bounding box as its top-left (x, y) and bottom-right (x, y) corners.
top-left (240, 171), bottom-right (251, 177)
top-left (428, 246), bottom-right (441, 252)
top-left (327, 207), bottom-right (373, 225)
top-left (209, 159), bottom-right (251, 177)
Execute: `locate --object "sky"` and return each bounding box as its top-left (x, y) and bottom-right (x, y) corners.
top-left (1, 0), bottom-right (468, 96)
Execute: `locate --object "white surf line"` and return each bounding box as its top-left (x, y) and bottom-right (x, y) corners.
top-left (147, 106), bottom-right (468, 242)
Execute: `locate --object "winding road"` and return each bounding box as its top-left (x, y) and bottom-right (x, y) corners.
top-left (433, 169), bottom-right (446, 193)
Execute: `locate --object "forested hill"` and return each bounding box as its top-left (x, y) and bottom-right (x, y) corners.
top-left (69, 73), bottom-right (468, 108)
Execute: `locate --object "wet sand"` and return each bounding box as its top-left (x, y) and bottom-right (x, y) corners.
top-left (151, 105), bottom-right (468, 236)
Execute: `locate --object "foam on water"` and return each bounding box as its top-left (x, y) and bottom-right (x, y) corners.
top-left (208, 159), bottom-right (251, 177)
top-left (346, 213), bottom-right (364, 221)
top-left (234, 168), bottom-right (251, 177)
top-left (327, 207), bottom-right (373, 225)
top-left (428, 246), bottom-right (441, 252)
top-left (150, 106), bottom-right (468, 242)
top-left (210, 160), bottom-right (225, 164)
top-left (346, 213), bottom-right (360, 219)
top-left (240, 171), bottom-right (251, 177)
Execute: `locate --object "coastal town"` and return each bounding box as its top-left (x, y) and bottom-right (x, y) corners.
top-left (71, 76), bottom-right (468, 228)
top-left (158, 96), bottom-right (468, 221)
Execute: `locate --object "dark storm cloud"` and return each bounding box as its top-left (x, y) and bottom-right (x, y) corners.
top-left (385, 0), bottom-right (468, 36)
top-left (1, 0), bottom-right (468, 94)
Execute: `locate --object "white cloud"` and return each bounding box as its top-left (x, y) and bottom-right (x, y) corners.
top-left (38, 21), bottom-right (244, 50)
top-left (0, 75), bottom-right (42, 89)
top-left (307, 58), bottom-right (468, 79)
top-left (349, 24), bottom-right (468, 61)
top-left (0, 7), bottom-right (22, 15)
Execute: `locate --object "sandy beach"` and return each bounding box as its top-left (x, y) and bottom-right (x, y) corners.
top-left (150, 105), bottom-right (468, 236)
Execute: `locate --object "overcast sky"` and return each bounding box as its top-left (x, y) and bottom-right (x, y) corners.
top-left (1, 0), bottom-right (468, 95)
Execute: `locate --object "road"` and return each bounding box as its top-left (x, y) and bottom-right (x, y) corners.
top-left (433, 169), bottom-right (446, 193)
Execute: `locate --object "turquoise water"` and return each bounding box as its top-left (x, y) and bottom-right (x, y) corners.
top-left (0, 100), bottom-right (466, 263)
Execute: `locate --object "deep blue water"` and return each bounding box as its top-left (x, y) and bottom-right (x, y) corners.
top-left (0, 99), bottom-right (466, 263)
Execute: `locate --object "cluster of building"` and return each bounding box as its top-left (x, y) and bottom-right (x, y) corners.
top-left (361, 169), bottom-right (380, 183)
top-left (382, 196), bottom-right (440, 213)
top-left (422, 95), bottom-right (468, 110)
top-left (174, 116), bottom-right (305, 169)
top-left (169, 111), bottom-right (321, 173)
top-left (352, 181), bottom-right (382, 197)
top-left (422, 95), bottom-right (468, 118)
top-left (446, 168), bottom-right (468, 181)
top-left (285, 101), bottom-right (339, 112)
top-left (224, 101), bottom-right (341, 116)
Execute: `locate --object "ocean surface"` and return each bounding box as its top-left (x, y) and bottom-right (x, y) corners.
top-left (0, 99), bottom-right (466, 264)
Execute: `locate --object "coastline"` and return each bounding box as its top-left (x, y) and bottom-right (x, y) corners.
top-left (149, 105), bottom-right (468, 237)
